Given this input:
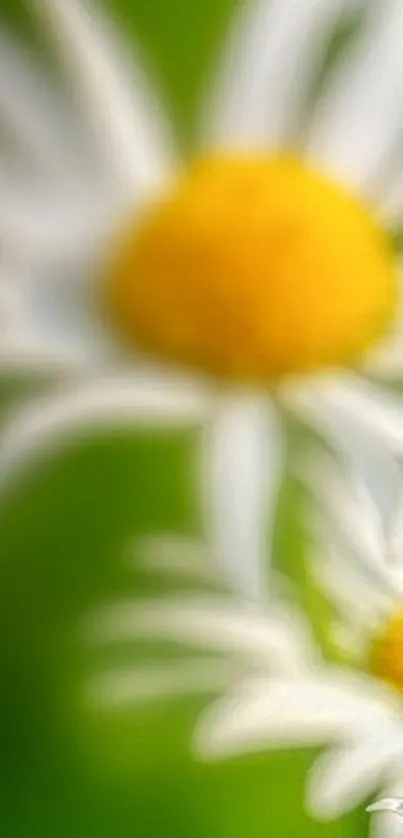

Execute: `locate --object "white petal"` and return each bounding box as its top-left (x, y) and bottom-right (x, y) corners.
top-left (0, 267), bottom-right (99, 374)
top-left (379, 169), bottom-right (403, 225)
top-left (365, 336), bottom-right (403, 381)
top-left (302, 449), bottom-right (403, 608)
top-left (0, 268), bottom-right (31, 339)
top-left (87, 596), bottom-right (318, 676)
top-left (0, 263), bottom-right (110, 374)
top-left (0, 264), bottom-right (89, 372)
top-left (132, 534), bottom-right (220, 585)
top-left (298, 448), bottom-right (388, 570)
top-left (195, 669), bottom-right (398, 759)
top-left (369, 784), bottom-right (403, 838)
top-left (321, 380), bottom-right (403, 540)
top-left (202, 0), bottom-right (352, 151)
top-left (364, 286), bottom-right (403, 379)
top-left (1, 224), bottom-right (127, 369)
top-left (300, 447), bottom-right (403, 593)
top-left (368, 797), bottom-right (403, 815)
top-left (0, 180), bottom-right (113, 264)
top-left (33, 0), bottom-right (176, 198)
top-left (86, 657), bottom-right (238, 708)
top-left (0, 371), bottom-right (212, 481)
top-left (308, 736), bottom-right (403, 820)
top-left (389, 495), bottom-right (403, 575)
top-left (200, 394), bottom-right (284, 600)
top-left (308, 0), bottom-right (403, 194)
top-left (0, 336), bottom-right (88, 375)
top-left (371, 811), bottom-right (403, 838)
top-left (309, 552), bottom-right (392, 634)
top-left (0, 34), bottom-right (85, 180)
top-left (283, 374), bottom-right (403, 571)
top-left (283, 373), bottom-right (403, 457)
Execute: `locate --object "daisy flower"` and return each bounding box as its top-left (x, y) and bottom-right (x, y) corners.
top-left (2, 0), bottom-right (403, 600)
top-left (83, 464), bottom-right (403, 838)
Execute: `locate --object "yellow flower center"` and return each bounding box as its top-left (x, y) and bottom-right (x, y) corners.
top-left (107, 155), bottom-right (397, 380)
top-left (370, 612), bottom-right (403, 693)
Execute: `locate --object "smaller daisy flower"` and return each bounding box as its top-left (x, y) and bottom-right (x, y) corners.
top-left (300, 449), bottom-right (403, 663)
top-left (76, 439), bottom-right (403, 838)
top-left (82, 523), bottom-right (403, 838)
top-left (301, 453), bottom-right (403, 835)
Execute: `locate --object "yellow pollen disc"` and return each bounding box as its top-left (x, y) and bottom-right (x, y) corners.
top-left (107, 155), bottom-right (397, 380)
top-left (370, 612), bottom-right (403, 693)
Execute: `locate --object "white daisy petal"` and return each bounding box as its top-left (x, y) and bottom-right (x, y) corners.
top-left (369, 785), bottom-right (403, 838)
top-left (378, 167), bottom-right (403, 225)
top-left (365, 337), bottom-right (403, 381)
top-left (0, 264), bottom-right (88, 372)
top-left (389, 496), bottom-right (403, 572)
top-left (200, 394), bottom-right (284, 600)
top-left (283, 373), bottom-right (403, 457)
top-left (202, 0), bottom-right (352, 151)
top-left (0, 33), bottom-right (83, 180)
top-left (0, 178), bottom-right (112, 263)
top-left (308, 0), bottom-right (403, 194)
top-left (310, 552), bottom-right (392, 633)
top-left (298, 449), bottom-right (388, 570)
top-left (87, 596), bottom-right (318, 676)
top-left (0, 341), bottom-right (86, 375)
top-left (0, 371), bottom-right (212, 481)
top-left (368, 797), bottom-right (403, 815)
top-left (301, 449), bottom-right (403, 597)
top-left (364, 286), bottom-right (403, 379)
top-left (195, 670), bottom-right (397, 759)
top-left (33, 0), bottom-right (176, 198)
top-left (132, 534), bottom-right (220, 585)
top-left (308, 736), bottom-right (403, 820)
top-left (283, 373), bottom-right (403, 563)
top-left (371, 811), bottom-right (403, 838)
top-left (86, 657), bottom-right (238, 708)
top-left (0, 249), bottom-right (123, 373)
top-left (0, 267), bottom-right (30, 338)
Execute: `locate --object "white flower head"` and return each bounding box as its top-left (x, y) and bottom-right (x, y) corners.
top-left (82, 524), bottom-right (403, 838)
top-left (78, 439), bottom-right (403, 838)
top-left (2, 0), bottom-right (403, 605)
top-left (302, 453), bottom-right (403, 835)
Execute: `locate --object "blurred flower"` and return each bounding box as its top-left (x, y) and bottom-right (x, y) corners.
top-left (85, 508), bottom-right (403, 838)
top-left (1, 0), bottom-right (403, 600)
top-left (303, 450), bottom-right (403, 836)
